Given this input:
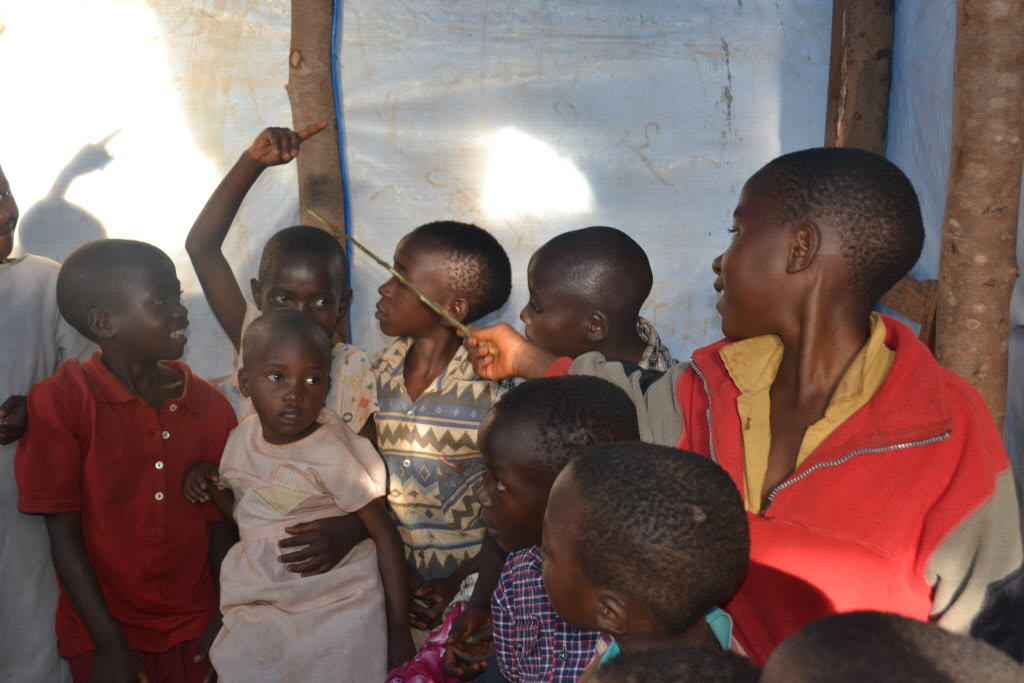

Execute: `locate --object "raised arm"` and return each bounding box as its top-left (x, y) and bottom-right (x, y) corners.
top-left (45, 512), bottom-right (151, 683)
top-left (357, 497), bottom-right (416, 669)
top-left (185, 122), bottom-right (328, 349)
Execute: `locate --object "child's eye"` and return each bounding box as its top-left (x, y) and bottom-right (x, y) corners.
top-left (529, 300), bottom-right (541, 313)
top-left (265, 372), bottom-right (284, 382)
top-left (313, 298), bottom-right (331, 309)
top-left (305, 376), bottom-right (322, 385)
top-left (271, 294), bottom-right (290, 305)
top-left (496, 480), bottom-right (508, 493)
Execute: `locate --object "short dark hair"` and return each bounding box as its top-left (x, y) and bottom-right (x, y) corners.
top-left (757, 147), bottom-right (923, 302)
top-left (570, 443), bottom-right (749, 632)
top-left (592, 646), bottom-right (759, 683)
top-left (57, 239), bottom-right (174, 339)
top-left (489, 376), bottom-right (639, 472)
top-left (409, 221), bottom-right (512, 322)
top-left (537, 226), bottom-right (653, 320)
top-left (771, 611), bottom-right (1023, 683)
top-left (241, 308), bottom-right (333, 369)
top-left (258, 225), bottom-right (347, 293)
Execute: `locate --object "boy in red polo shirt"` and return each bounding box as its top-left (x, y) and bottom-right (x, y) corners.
top-left (16, 239), bottom-right (237, 683)
top-left (467, 148), bottom-right (1023, 665)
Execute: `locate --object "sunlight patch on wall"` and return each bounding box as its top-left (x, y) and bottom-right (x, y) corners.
top-left (480, 128), bottom-right (592, 221)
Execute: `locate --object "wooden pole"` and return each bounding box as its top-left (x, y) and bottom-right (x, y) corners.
top-left (935, 0), bottom-right (1024, 429)
top-left (286, 0), bottom-right (351, 341)
top-left (824, 0), bottom-right (895, 153)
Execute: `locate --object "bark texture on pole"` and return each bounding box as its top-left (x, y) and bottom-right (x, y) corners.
top-left (287, 0), bottom-right (350, 340)
top-left (935, 0), bottom-right (1024, 429)
top-left (824, 0), bottom-right (895, 153)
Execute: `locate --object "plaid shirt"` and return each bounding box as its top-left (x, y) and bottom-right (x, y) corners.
top-left (492, 546), bottom-right (608, 682)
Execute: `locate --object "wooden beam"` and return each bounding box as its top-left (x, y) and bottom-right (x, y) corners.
top-left (287, 0), bottom-right (351, 342)
top-left (824, 0), bottom-right (895, 154)
top-left (935, 0), bottom-right (1024, 429)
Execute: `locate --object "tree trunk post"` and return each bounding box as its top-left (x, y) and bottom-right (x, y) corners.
top-left (824, 0), bottom-right (895, 153)
top-left (287, 0), bottom-right (351, 340)
top-left (935, 0), bottom-right (1024, 429)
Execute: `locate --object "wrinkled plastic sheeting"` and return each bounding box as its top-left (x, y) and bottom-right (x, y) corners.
top-left (337, 1), bottom-right (833, 359)
top-left (887, 1), bottom-right (1024, 472)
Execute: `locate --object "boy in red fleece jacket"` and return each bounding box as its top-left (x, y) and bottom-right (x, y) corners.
top-left (466, 147), bottom-right (1023, 666)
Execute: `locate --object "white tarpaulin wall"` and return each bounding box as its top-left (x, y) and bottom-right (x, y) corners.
top-left (339, 1), bottom-right (833, 358)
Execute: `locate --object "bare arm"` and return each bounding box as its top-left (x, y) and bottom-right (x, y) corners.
top-left (357, 497), bottom-right (416, 668)
top-left (45, 512), bottom-right (151, 683)
top-left (185, 123), bottom-right (328, 350)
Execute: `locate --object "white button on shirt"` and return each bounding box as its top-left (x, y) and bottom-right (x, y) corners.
top-left (154, 492), bottom-right (164, 501)
top-left (155, 461), bottom-right (164, 470)
top-left (169, 404), bottom-right (178, 412)
top-left (161, 431), bottom-right (170, 440)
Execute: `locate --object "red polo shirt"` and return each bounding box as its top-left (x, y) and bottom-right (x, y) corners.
top-left (16, 351), bottom-right (237, 658)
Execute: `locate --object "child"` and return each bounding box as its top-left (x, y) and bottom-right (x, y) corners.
top-left (760, 611), bottom-right (1022, 683)
top-left (521, 226), bottom-right (674, 369)
top-left (372, 220), bottom-right (511, 629)
top-left (182, 309), bottom-right (415, 680)
top-left (461, 375), bottom-right (640, 682)
top-left (467, 147), bottom-right (1023, 665)
top-left (542, 443), bottom-right (748, 679)
top-left (15, 239), bottom-right (238, 682)
top-left (590, 647), bottom-right (758, 683)
top-left (187, 123), bottom-right (379, 578)
top-left (0, 162), bottom-right (93, 682)
top-left (185, 122), bottom-right (378, 435)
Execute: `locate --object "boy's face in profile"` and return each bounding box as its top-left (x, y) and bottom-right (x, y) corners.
top-left (713, 172), bottom-right (791, 341)
top-left (239, 330), bottom-right (330, 445)
top-left (0, 165), bottom-right (19, 263)
top-left (251, 252), bottom-right (342, 337)
top-left (104, 261), bottom-right (189, 362)
top-left (520, 247), bottom-right (594, 358)
top-left (376, 234), bottom-right (456, 338)
top-left (541, 467), bottom-right (601, 631)
top-left (476, 410), bottom-right (556, 553)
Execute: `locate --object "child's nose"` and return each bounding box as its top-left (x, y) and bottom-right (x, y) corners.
top-left (519, 304), bottom-right (531, 325)
top-left (378, 278), bottom-right (393, 297)
top-left (712, 254), bottom-right (723, 274)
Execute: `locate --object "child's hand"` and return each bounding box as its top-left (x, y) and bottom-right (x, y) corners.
top-left (0, 394), bottom-right (27, 445)
top-left (278, 514), bottom-right (362, 576)
top-left (463, 323), bottom-right (557, 381)
top-left (387, 628), bottom-right (416, 671)
top-left (192, 613), bottom-right (223, 683)
top-left (247, 122), bottom-right (328, 167)
top-left (410, 574), bottom-right (461, 630)
top-left (444, 605), bottom-right (493, 679)
top-left (90, 641), bottom-right (151, 683)
top-left (182, 462), bottom-right (221, 503)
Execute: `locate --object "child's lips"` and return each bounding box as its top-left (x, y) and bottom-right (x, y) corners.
top-left (375, 301), bottom-right (387, 320)
top-left (279, 408), bottom-right (304, 425)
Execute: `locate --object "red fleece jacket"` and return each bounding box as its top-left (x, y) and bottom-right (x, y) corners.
top-left (553, 316), bottom-right (1022, 665)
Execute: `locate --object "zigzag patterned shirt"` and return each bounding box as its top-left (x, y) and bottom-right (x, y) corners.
top-left (372, 338), bottom-right (503, 581)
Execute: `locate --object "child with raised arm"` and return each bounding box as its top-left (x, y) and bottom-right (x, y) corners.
top-left (186, 123), bottom-right (378, 578)
top-left (541, 443), bottom-right (749, 680)
top-left (467, 148), bottom-right (1023, 665)
top-left (15, 239), bottom-right (237, 682)
top-left (0, 162), bottom-right (93, 682)
top-left (372, 220), bottom-right (511, 636)
top-left (183, 309), bottom-right (415, 681)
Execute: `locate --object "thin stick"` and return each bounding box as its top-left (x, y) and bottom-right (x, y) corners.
top-left (306, 210), bottom-right (474, 337)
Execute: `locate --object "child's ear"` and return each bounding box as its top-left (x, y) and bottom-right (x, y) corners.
top-left (238, 368), bottom-right (251, 398)
top-left (449, 297), bottom-right (470, 324)
top-left (87, 308), bottom-right (115, 340)
top-left (586, 311), bottom-right (609, 343)
top-left (250, 278), bottom-right (263, 310)
top-left (786, 221), bottom-right (821, 274)
top-left (594, 589), bottom-right (629, 637)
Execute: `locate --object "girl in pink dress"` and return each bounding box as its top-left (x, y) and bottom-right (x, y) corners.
top-left (184, 310), bottom-right (414, 682)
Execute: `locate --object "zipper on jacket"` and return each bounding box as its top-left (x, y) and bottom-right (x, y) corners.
top-left (688, 360), bottom-right (717, 464)
top-left (761, 430), bottom-right (953, 513)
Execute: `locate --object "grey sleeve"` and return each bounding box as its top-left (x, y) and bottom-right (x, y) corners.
top-left (567, 351), bottom-right (688, 447)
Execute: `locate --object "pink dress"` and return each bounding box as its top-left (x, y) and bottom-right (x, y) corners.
top-left (210, 411), bottom-right (388, 682)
